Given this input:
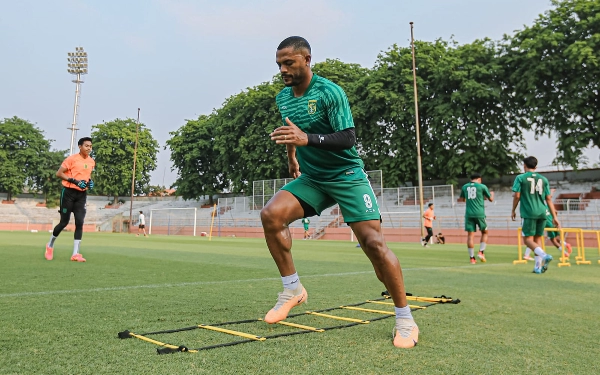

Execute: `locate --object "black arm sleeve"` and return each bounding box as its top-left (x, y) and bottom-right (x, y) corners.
top-left (306, 128), bottom-right (356, 151)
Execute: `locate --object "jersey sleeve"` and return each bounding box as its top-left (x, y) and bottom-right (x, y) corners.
top-left (483, 185), bottom-right (491, 199)
top-left (512, 176), bottom-right (522, 193)
top-left (61, 156), bottom-right (73, 172)
top-left (542, 177), bottom-right (551, 197)
top-left (323, 86), bottom-right (354, 132)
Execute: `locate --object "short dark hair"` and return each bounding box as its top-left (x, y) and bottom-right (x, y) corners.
top-left (78, 137), bottom-right (92, 146)
top-left (470, 172), bottom-right (481, 180)
top-left (523, 156), bottom-right (538, 169)
top-left (139, 211), bottom-right (143, 214)
top-left (428, 203), bottom-right (434, 208)
top-left (277, 36), bottom-right (311, 53)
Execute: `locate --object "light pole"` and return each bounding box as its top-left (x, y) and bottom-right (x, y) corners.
top-left (128, 108), bottom-right (141, 234)
top-left (67, 47), bottom-right (88, 155)
top-left (410, 22), bottom-right (425, 241)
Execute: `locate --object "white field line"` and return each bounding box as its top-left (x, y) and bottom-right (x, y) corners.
top-left (0, 263), bottom-right (508, 299)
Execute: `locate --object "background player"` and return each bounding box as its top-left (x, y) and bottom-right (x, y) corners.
top-left (459, 173), bottom-right (494, 264)
top-left (511, 156), bottom-right (560, 273)
top-left (301, 217), bottom-right (310, 239)
top-left (45, 137), bottom-right (95, 262)
top-left (422, 203), bottom-right (436, 247)
top-left (261, 36), bottom-right (418, 348)
top-left (137, 210), bottom-right (148, 237)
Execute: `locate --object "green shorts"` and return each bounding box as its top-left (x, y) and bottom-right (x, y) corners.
top-left (281, 168), bottom-right (380, 223)
top-left (545, 218), bottom-right (558, 239)
top-left (303, 224), bottom-right (309, 231)
top-left (522, 218), bottom-right (546, 237)
top-left (465, 217), bottom-right (487, 232)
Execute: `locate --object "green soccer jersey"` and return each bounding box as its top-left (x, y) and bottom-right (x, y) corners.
top-left (459, 182), bottom-right (491, 218)
top-left (276, 74), bottom-right (364, 180)
top-left (512, 171), bottom-right (551, 219)
top-left (545, 208), bottom-right (554, 228)
top-left (301, 218), bottom-right (310, 225)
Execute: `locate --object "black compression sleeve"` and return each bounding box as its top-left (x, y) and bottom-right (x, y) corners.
top-left (306, 128), bottom-right (356, 151)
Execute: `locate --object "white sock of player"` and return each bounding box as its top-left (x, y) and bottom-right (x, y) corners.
top-left (395, 305), bottom-right (414, 320)
top-left (533, 247), bottom-right (547, 258)
top-left (534, 255), bottom-right (542, 269)
top-left (468, 248), bottom-right (474, 258)
top-left (524, 248), bottom-right (532, 258)
top-left (479, 243), bottom-right (486, 252)
top-left (73, 240), bottom-right (81, 256)
top-left (48, 235), bottom-right (57, 247)
top-left (558, 246), bottom-right (562, 251)
top-left (281, 273), bottom-right (300, 291)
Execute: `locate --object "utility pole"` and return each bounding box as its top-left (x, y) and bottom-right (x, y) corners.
top-left (67, 47), bottom-right (88, 155)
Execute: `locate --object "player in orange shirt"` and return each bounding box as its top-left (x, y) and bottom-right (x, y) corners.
top-left (422, 203), bottom-right (436, 247)
top-left (45, 137), bottom-right (95, 262)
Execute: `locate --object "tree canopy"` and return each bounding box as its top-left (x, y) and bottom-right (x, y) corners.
top-left (91, 118), bottom-right (159, 201)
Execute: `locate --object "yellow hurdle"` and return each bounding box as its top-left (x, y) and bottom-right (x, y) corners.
top-left (513, 228), bottom-right (528, 264)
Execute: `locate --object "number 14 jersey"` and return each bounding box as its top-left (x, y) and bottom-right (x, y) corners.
top-left (512, 172), bottom-right (551, 219)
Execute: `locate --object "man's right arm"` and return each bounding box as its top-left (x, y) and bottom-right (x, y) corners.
top-left (286, 144), bottom-right (300, 179)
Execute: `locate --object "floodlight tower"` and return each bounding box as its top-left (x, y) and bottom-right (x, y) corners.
top-left (67, 47), bottom-right (88, 155)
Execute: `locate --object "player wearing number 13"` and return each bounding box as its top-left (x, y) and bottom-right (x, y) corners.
top-left (459, 173), bottom-right (494, 264)
top-left (512, 156), bottom-right (560, 273)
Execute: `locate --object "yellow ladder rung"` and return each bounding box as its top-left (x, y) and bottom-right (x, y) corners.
top-left (340, 306), bottom-right (394, 315)
top-left (129, 332), bottom-right (199, 352)
top-left (269, 319), bottom-right (324, 332)
top-left (366, 300), bottom-right (427, 309)
top-left (306, 311), bottom-right (369, 323)
top-left (198, 324), bottom-right (266, 341)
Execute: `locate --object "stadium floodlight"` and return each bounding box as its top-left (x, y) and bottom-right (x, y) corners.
top-left (410, 22), bottom-right (426, 240)
top-left (67, 46), bottom-right (88, 155)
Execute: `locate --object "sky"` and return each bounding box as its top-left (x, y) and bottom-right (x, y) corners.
top-left (1, 0), bottom-right (598, 187)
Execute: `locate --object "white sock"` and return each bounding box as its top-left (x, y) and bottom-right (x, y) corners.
top-left (281, 273), bottom-right (300, 290)
top-left (479, 243), bottom-right (486, 252)
top-left (49, 235), bottom-right (57, 247)
top-left (73, 240), bottom-right (81, 256)
top-left (468, 248), bottom-right (474, 258)
top-left (535, 255), bottom-right (542, 269)
top-left (558, 246), bottom-right (562, 252)
top-left (533, 247), bottom-right (547, 258)
top-left (395, 305), bottom-right (413, 320)
top-left (524, 248), bottom-right (532, 257)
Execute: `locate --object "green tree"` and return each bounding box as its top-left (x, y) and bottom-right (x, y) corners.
top-left (39, 149), bottom-right (68, 207)
top-left (0, 117), bottom-right (52, 201)
top-left (91, 118), bottom-right (159, 202)
top-left (502, 0), bottom-right (600, 167)
top-left (167, 115), bottom-right (228, 204)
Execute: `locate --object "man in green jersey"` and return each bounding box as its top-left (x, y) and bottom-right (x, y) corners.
top-left (261, 36), bottom-right (418, 348)
top-left (459, 173), bottom-right (494, 264)
top-left (301, 217), bottom-right (310, 239)
top-left (511, 156), bottom-right (560, 273)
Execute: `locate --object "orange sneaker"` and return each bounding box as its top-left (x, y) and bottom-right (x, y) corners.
top-left (70, 253), bottom-right (86, 262)
top-left (477, 251), bottom-right (486, 262)
top-left (264, 286), bottom-right (307, 324)
top-left (470, 257), bottom-right (476, 264)
top-left (393, 318), bottom-right (419, 348)
top-left (523, 255), bottom-right (535, 261)
top-left (45, 244), bottom-right (53, 261)
top-left (565, 243), bottom-right (572, 255)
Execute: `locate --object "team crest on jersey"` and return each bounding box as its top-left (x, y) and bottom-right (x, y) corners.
top-left (307, 100), bottom-right (317, 115)
top-left (84, 164), bottom-right (88, 169)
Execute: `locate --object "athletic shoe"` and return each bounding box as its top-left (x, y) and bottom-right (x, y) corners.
top-left (470, 257), bottom-right (476, 264)
top-left (477, 251), bottom-right (486, 263)
top-left (533, 267), bottom-right (543, 274)
top-left (264, 286), bottom-right (307, 324)
top-left (542, 255), bottom-right (553, 272)
top-left (523, 255), bottom-right (535, 261)
top-left (565, 243), bottom-right (572, 255)
top-left (393, 318), bottom-right (419, 348)
top-left (45, 244), bottom-right (53, 261)
top-left (70, 253), bottom-right (86, 262)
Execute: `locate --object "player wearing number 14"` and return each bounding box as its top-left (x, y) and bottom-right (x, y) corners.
top-left (511, 156), bottom-right (560, 274)
top-left (459, 173), bottom-right (494, 264)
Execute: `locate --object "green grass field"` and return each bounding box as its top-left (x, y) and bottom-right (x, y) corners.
top-left (1, 232), bottom-right (598, 375)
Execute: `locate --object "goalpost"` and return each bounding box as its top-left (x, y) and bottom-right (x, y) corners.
top-left (149, 208), bottom-right (197, 236)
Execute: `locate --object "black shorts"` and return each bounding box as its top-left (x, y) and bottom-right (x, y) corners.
top-left (139, 224), bottom-right (145, 229)
top-left (59, 187), bottom-right (87, 217)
